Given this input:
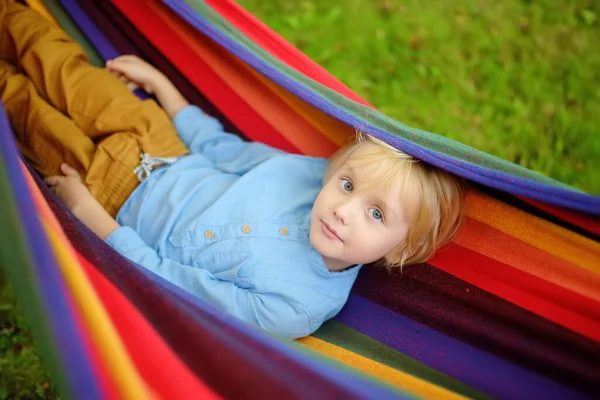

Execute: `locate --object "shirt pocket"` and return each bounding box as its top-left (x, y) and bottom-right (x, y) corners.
top-left (195, 247), bottom-right (255, 289)
top-left (167, 222), bottom-right (227, 265)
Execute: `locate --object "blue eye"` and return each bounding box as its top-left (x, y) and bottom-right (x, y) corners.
top-left (370, 208), bottom-right (383, 221)
top-left (341, 179), bottom-right (353, 192)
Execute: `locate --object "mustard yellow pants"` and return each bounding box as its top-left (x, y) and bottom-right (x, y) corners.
top-left (0, 0), bottom-right (189, 217)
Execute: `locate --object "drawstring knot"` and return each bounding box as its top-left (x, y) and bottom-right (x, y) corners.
top-left (133, 152), bottom-right (178, 182)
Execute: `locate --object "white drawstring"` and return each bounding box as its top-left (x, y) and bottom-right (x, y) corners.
top-left (133, 152), bottom-right (178, 182)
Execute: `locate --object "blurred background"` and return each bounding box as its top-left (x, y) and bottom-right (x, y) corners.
top-left (239, 0), bottom-right (599, 194)
top-left (1, 0), bottom-right (599, 398)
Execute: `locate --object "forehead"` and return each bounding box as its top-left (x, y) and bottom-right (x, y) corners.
top-left (339, 148), bottom-right (420, 222)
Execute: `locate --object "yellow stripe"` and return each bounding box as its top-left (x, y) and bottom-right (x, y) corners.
top-left (466, 191), bottom-right (600, 273)
top-left (22, 165), bottom-right (150, 398)
top-left (24, 0), bottom-right (58, 24)
top-left (43, 222), bottom-right (153, 399)
top-left (298, 336), bottom-right (467, 400)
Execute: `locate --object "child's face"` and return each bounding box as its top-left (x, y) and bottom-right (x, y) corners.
top-left (310, 143), bottom-right (415, 271)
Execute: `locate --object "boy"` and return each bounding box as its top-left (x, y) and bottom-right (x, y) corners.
top-left (1, 1), bottom-right (464, 338)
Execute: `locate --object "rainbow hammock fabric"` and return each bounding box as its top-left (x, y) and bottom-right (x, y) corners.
top-left (1, 0), bottom-right (600, 399)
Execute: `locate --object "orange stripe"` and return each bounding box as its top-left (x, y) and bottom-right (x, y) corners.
top-left (433, 244), bottom-right (600, 342)
top-left (455, 217), bottom-right (600, 302)
top-left (242, 65), bottom-right (355, 150)
top-left (150, 2), bottom-right (338, 158)
top-left (465, 191), bottom-right (600, 272)
top-left (19, 164), bottom-right (120, 399)
top-left (21, 164), bottom-right (153, 399)
top-left (299, 336), bottom-right (467, 399)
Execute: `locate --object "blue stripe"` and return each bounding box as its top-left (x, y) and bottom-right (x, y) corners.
top-left (126, 256), bottom-right (411, 400)
top-left (0, 103), bottom-right (102, 398)
top-left (163, 0), bottom-right (600, 215)
top-left (337, 295), bottom-right (587, 400)
top-left (50, 3), bottom-right (410, 398)
top-left (59, 0), bottom-right (151, 100)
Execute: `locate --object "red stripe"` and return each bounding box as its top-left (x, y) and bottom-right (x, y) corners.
top-left (64, 278), bottom-right (118, 399)
top-left (112, 0), bottom-right (300, 154)
top-left (431, 245), bottom-right (600, 342)
top-left (150, 2), bottom-right (339, 157)
top-left (209, 0), bottom-right (600, 229)
top-left (204, 0), bottom-right (372, 107)
top-left (456, 217), bottom-right (600, 302)
top-left (77, 252), bottom-right (220, 399)
top-left (354, 264), bottom-right (600, 389)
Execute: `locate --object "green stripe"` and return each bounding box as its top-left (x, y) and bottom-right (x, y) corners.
top-left (314, 320), bottom-right (490, 400)
top-left (41, 0), bottom-right (104, 67)
top-left (276, 334), bottom-right (417, 398)
top-left (183, 0), bottom-right (575, 190)
top-left (0, 159), bottom-right (70, 399)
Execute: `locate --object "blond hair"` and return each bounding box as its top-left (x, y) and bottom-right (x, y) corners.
top-left (324, 132), bottom-right (466, 269)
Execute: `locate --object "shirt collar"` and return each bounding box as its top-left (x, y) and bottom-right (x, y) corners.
top-left (304, 245), bottom-right (362, 278)
top-left (302, 210), bottom-right (362, 277)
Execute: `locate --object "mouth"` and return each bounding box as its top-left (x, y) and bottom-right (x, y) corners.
top-left (321, 220), bottom-right (342, 242)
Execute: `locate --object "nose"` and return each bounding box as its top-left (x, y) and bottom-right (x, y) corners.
top-left (334, 199), bottom-right (353, 224)
top-left (333, 210), bottom-right (345, 224)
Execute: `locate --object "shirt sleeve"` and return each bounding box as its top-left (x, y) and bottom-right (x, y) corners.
top-left (172, 105), bottom-right (285, 175)
top-left (105, 226), bottom-right (312, 339)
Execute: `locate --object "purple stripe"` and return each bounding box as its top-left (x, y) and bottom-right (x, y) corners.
top-left (86, 0), bottom-right (245, 137)
top-left (124, 256), bottom-right (409, 400)
top-left (0, 104), bottom-right (101, 398)
top-left (43, 185), bottom-right (409, 399)
top-left (336, 296), bottom-right (587, 400)
top-left (40, 4), bottom-right (408, 398)
top-left (59, 0), bottom-right (150, 100)
top-left (163, 0), bottom-right (600, 215)
top-left (59, 0), bottom-right (118, 60)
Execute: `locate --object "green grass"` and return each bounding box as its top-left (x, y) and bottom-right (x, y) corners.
top-left (0, 277), bottom-right (55, 399)
top-left (238, 0), bottom-right (600, 194)
top-left (1, 0), bottom-right (599, 397)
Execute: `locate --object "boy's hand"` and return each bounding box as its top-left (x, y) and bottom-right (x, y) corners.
top-left (45, 164), bottom-right (96, 216)
top-left (106, 55), bottom-right (189, 119)
top-left (106, 55), bottom-right (166, 94)
top-left (45, 164), bottom-right (120, 240)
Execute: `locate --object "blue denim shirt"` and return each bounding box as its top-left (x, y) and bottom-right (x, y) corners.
top-left (105, 106), bottom-right (361, 339)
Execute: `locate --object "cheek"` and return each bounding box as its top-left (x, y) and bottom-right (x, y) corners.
top-left (357, 225), bottom-right (400, 253)
top-left (314, 186), bottom-right (335, 209)
top-left (312, 189), bottom-right (326, 211)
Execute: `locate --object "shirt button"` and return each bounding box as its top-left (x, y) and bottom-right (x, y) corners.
top-left (204, 230), bottom-right (214, 239)
top-left (279, 227), bottom-right (289, 236)
top-left (242, 225), bottom-right (251, 234)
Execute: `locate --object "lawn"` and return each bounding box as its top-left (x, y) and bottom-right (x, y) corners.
top-left (1, 0), bottom-right (598, 398)
top-left (238, 0), bottom-right (600, 194)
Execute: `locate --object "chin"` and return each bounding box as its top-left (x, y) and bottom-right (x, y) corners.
top-left (309, 231), bottom-right (333, 257)
top-left (309, 230), bottom-right (322, 251)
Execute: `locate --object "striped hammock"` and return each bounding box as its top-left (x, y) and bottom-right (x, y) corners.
top-left (1, 0), bottom-right (599, 399)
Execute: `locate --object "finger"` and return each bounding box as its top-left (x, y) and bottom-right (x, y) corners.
top-left (105, 59), bottom-right (118, 70)
top-left (105, 57), bottom-right (131, 74)
top-left (60, 163), bottom-right (80, 178)
top-left (126, 81), bottom-right (140, 92)
top-left (113, 73), bottom-right (129, 85)
top-left (107, 68), bottom-right (121, 76)
top-left (44, 176), bottom-right (62, 186)
top-left (108, 55), bottom-right (138, 67)
top-left (142, 83), bottom-right (153, 94)
top-left (115, 54), bottom-right (140, 63)
top-left (106, 56), bottom-right (133, 65)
